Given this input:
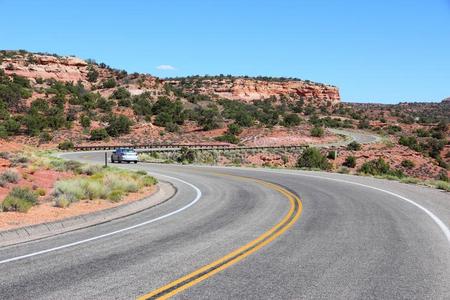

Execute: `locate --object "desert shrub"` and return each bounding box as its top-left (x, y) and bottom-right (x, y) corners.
top-left (297, 147), bottom-right (331, 170)
top-left (398, 136), bottom-right (421, 152)
top-left (83, 180), bottom-right (108, 200)
top-left (87, 65), bottom-right (99, 82)
top-left (103, 173), bottom-right (139, 192)
top-left (346, 141), bottom-right (362, 151)
top-left (437, 170), bottom-right (449, 182)
top-left (39, 131), bottom-right (52, 142)
top-left (111, 87), bottom-right (131, 99)
top-left (108, 189), bottom-right (124, 202)
top-left (118, 98), bottom-right (132, 107)
top-left (53, 179), bottom-right (87, 201)
top-left (2, 187), bottom-right (38, 212)
top-left (415, 128), bottom-right (429, 137)
top-left (102, 78), bottom-right (117, 88)
top-left (434, 181), bottom-right (450, 191)
top-left (36, 188), bottom-right (46, 196)
top-left (80, 115), bottom-right (91, 128)
top-left (58, 140), bottom-right (74, 150)
top-left (343, 156), bottom-right (356, 168)
top-left (327, 151), bottom-right (337, 160)
top-left (90, 128), bottom-right (109, 140)
top-left (197, 108), bottom-right (221, 130)
top-left (132, 95), bottom-right (153, 116)
top-left (215, 134), bottom-right (240, 144)
top-left (386, 125), bottom-right (402, 134)
top-left (4, 118), bottom-right (20, 135)
top-left (283, 113), bottom-right (301, 127)
top-left (141, 175), bottom-right (158, 186)
top-left (0, 125), bottom-right (7, 138)
top-left (106, 115), bottom-right (132, 136)
top-left (400, 159), bottom-right (415, 169)
top-left (359, 158), bottom-right (390, 176)
top-left (310, 126), bottom-right (324, 137)
top-left (227, 123), bottom-right (242, 135)
top-left (1, 169), bottom-right (20, 183)
top-left (54, 196), bottom-right (71, 208)
top-left (0, 151), bottom-right (9, 159)
top-left (79, 164), bottom-right (102, 176)
top-left (178, 147), bottom-right (196, 164)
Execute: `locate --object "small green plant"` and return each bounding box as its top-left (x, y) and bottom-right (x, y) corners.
top-left (310, 126), bottom-right (324, 137)
top-left (108, 189), bottom-right (124, 202)
top-left (1, 169), bottom-right (20, 183)
top-left (58, 140), bottom-right (74, 150)
top-left (90, 128), bottom-right (109, 140)
top-left (297, 147), bottom-right (331, 170)
top-left (346, 141), bottom-right (361, 151)
top-left (2, 187), bottom-right (38, 212)
top-left (343, 156), bottom-right (356, 168)
top-left (400, 159), bottom-right (415, 169)
top-left (54, 196), bottom-right (71, 208)
top-left (359, 158), bottom-right (390, 176)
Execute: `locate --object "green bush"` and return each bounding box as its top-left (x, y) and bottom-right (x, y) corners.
top-left (108, 189), bottom-right (124, 202)
top-left (346, 141), bottom-right (361, 151)
top-left (80, 115), bottom-right (91, 128)
top-left (310, 126), bottom-right (324, 137)
top-left (111, 87), bottom-right (131, 99)
top-left (90, 128), bottom-right (109, 140)
top-left (102, 78), bottom-right (117, 88)
top-left (227, 123), bottom-right (242, 135)
top-left (1, 169), bottom-right (20, 183)
top-left (359, 158), bottom-right (390, 176)
top-left (54, 196), bottom-right (70, 208)
top-left (106, 115), bottom-right (132, 136)
top-left (215, 134), bottom-right (240, 144)
top-left (87, 65), bottom-right (99, 82)
top-left (2, 187), bottom-right (38, 212)
top-left (343, 156), bottom-right (356, 168)
top-left (58, 140), bottom-right (74, 150)
top-left (400, 159), bottom-right (415, 169)
top-left (283, 113), bottom-right (301, 127)
top-left (141, 175), bottom-right (158, 187)
top-left (297, 147), bottom-right (331, 170)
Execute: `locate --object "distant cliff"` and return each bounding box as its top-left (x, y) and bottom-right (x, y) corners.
top-left (166, 76), bottom-right (340, 105)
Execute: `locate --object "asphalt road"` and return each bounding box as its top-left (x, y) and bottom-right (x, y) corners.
top-left (0, 151), bottom-right (449, 299)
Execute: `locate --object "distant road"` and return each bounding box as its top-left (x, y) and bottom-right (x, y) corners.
top-left (0, 151), bottom-right (449, 299)
top-left (315, 128), bottom-right (381, 148)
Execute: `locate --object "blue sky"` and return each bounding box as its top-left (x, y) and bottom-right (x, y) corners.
top-left (1, 0), bottom-right (449, 103)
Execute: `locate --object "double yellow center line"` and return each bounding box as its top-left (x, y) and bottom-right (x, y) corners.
top-left (138, 174), bottom-right (303, 299)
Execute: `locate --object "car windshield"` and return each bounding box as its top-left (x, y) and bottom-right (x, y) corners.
top-left (122, 149), bottom-right (136, 153)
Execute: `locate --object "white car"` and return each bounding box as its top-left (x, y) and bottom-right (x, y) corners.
top-left (111, 148), bottom-right (139, 164)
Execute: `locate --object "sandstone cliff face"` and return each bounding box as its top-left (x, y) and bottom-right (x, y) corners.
top-left (1, 54), bottom-right (89, 82)
top-left (0, 53), bottom-right (161, 91)
top-left (167, 78), bottom-right (340, 104)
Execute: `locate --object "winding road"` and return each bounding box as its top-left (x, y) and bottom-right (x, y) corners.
top-left (0, 151), bottom-right (449, 299)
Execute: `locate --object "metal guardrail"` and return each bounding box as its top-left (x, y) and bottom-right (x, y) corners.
top-left (138, 145), bottom-right (309, 153)
top-left (73, 144), bottom-right (232, 151)
top-left (73, 144), bottom-right (309, 153)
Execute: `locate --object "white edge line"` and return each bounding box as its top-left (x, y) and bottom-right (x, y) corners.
top-left (0, 172), bottom-right (202, 265)
top-left (237, 167), bottom-right (450, 245)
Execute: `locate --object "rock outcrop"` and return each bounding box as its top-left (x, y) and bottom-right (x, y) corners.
top-left (167, 78), bottom-right (340, 104)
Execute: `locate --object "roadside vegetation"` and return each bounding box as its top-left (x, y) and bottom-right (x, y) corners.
top-left (0, 150), bottom-right (157, 213)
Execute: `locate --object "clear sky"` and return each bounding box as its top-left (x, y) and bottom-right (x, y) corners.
top-left (1, 0), bottom-right (449, 103)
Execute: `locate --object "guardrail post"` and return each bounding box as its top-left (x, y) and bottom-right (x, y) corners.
top-left (104, 152), bottom-right (108, 168)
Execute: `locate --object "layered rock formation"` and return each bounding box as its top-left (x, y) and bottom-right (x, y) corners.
top-left (167, 78), bottom-right (340, 104)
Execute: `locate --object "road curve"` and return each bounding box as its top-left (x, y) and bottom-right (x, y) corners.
top-left (0, 152), bottom-right (449, 299)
